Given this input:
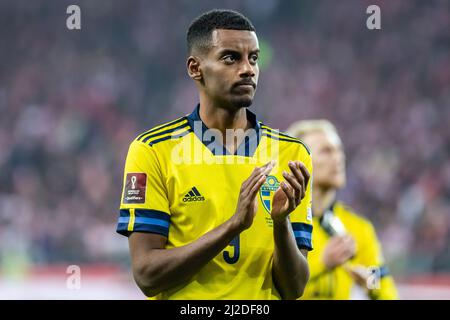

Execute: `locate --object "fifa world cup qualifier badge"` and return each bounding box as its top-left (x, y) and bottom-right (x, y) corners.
top-left (123, 173), bottom-right (147, 204)
top-left (259, 175), bottom-right (280, 227)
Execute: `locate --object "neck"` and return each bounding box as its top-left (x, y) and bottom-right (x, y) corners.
top-left (197, 96), bottom-right (252, 153)
top-left (198, 98), bottom-right (250, 131)
top-left (312, 186), bottom-right (337, 218)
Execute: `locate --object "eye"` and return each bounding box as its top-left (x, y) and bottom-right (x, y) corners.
top-left (222, 54), bottom-right (238, 64)
top-left (249, 54), bottom-right (259, 64)
top-left (321, 146), bottom-right (333, 155)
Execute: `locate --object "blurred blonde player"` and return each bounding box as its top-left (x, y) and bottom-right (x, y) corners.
top-left (286, 120), bottom-right (398, 300)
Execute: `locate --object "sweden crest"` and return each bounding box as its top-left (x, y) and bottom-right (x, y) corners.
top-left (260, 175), bottom-right (280, 213)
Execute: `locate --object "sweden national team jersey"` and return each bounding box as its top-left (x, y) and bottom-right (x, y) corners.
top-left (116, 104), bottom-right (313, 300)
top-left (301, 201), bottom-right (398, 300)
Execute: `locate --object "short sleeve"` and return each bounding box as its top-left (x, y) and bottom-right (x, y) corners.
top-left (289, 145), bottom-right (314, 251)
top-left (116, 140), bottom-right (170, 237)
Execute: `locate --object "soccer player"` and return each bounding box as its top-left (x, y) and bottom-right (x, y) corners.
top-left (116, 10), bottom-right (313, 300)
top-left (286, 120), bottom-right (398, 299)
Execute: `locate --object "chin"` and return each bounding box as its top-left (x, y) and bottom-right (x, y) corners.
top-left (333, 179), bottom-right (346, 190)
top-left (231, 96), bottom-right (253, 109)
top-left (322, 179), bottom-right (344, 190)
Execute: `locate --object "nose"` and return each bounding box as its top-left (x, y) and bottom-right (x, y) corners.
top-left (239, 58), bottom-right (256, 78)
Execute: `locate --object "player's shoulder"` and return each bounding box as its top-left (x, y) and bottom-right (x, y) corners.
top-left (131, 116), bottom-right (191, 148)
top-left (335, 201), bottom-right (374, 229)
top-left (259, 122), bottom-right (311, 155)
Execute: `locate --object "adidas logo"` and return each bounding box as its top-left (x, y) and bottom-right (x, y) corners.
top-left (182, 187), bottom-right (205, 202)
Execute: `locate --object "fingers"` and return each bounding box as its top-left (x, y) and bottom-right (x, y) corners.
top-left (331, 235), bottom-right (353, 249)
top-left (242, 162), bottom-right (270, 190)
top-left (280, 181), bottom-right (296, 211)
top-left (297, 162), bottom-right (311, 190)
top-left (328, 236), bottom-right (354, 251)
top-left (241, 166), bottom-right (262, 191)
top-left (331, 236), bottom-right (355, 261)
top-left (285, 161), bottom-right (310, 202)
top-left (261, 160), bottom-right (276, 176)
top-left (344, 265), bottom-right (369, 286)
top-left (249, 174), bottom-right (268, 197)
top-left (340, 246), bottom-right (355, 261)
top-left (282, 170), bottom-right (302, 205)
top-left (330, 248), bottom-right (351, 267)
top-left (342, 235), bottom-right (355, 255)
top-left (288, 162), bottom-right (305, 199)
top-left (324, 236), bottom-right (356, 268)
top-left (280, 161), bottom-right (309, 208)
top-left (241, 160), bottom-right (276, 196)
top-left (346, 242), bottom-right (356, 258)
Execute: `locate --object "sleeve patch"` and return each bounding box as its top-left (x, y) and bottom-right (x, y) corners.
top-left (123, 173), bottom-right (147, 204)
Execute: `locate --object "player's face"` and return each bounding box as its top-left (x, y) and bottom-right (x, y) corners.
top-left (303, 130), bottom-right (346, 190)
top-left (201, 29), bottom-right (259, 109)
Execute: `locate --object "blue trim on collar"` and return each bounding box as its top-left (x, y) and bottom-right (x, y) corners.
top-left (186, 104), bottom-right (261, 157)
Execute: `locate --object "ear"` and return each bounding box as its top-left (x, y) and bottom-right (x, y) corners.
top-left (187, 56), bottom-right (202, 81)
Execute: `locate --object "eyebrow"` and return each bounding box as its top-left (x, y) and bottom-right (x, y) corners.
top-left (217, 48), bottom-right (260, 56)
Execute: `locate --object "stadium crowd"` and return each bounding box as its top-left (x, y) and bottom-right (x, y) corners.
top-left (0, 0), bottom-right (449, 279)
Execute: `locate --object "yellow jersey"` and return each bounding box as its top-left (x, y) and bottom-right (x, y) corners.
top-left (116, 105), bottom-right (313, 300)
top-left (301, 201), bottom-right (398, 300)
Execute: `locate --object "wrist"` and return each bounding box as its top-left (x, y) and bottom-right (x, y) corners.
top-left (272, 216), bottom-right (290, 227)
top-left (227, 215), bottom-right (246, 235)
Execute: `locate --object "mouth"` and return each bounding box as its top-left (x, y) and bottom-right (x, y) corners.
top-left (237, 84), bottom-right (254, 89)
top-left (233, 82), bottom-right (256, 92)
top-left (331, 169), bottom-right (345, 176)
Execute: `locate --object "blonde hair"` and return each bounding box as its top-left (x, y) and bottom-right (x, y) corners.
top-left (285, 119), bottom-right (339, 140)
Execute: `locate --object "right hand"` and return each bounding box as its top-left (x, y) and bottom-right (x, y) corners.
top-left (322, 235), bottom-right (356, 270)
top-left (231, 160), bottom-right (276, 232)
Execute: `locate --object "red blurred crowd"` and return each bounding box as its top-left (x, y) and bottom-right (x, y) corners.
top-left (0, 0), bottom-right (449, 277)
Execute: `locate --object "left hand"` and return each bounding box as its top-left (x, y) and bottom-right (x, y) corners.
top-left (343, 264), bottom-right (369, 288)
top-left (270, 161), bottom-right (310, 223)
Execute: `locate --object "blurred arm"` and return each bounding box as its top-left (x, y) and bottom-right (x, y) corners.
top-left (350, 223), bottom-right (399, 300)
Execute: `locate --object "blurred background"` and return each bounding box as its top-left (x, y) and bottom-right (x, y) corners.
top-left (0, 0), bottom-right (449, 299)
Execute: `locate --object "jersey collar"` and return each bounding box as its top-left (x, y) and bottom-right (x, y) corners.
top-left (186, 104), bottom-right (261, 157)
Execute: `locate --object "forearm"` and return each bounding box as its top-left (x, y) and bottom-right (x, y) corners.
top-left (272, 217), bottom-right (310, 300)
top-left (133, 218), bottom-right (241, 297)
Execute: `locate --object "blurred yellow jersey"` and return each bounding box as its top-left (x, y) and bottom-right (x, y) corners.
top-left (301, 201), bottom-right (398, 300)
top-left (116, 105), bottom-right (313, 300)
